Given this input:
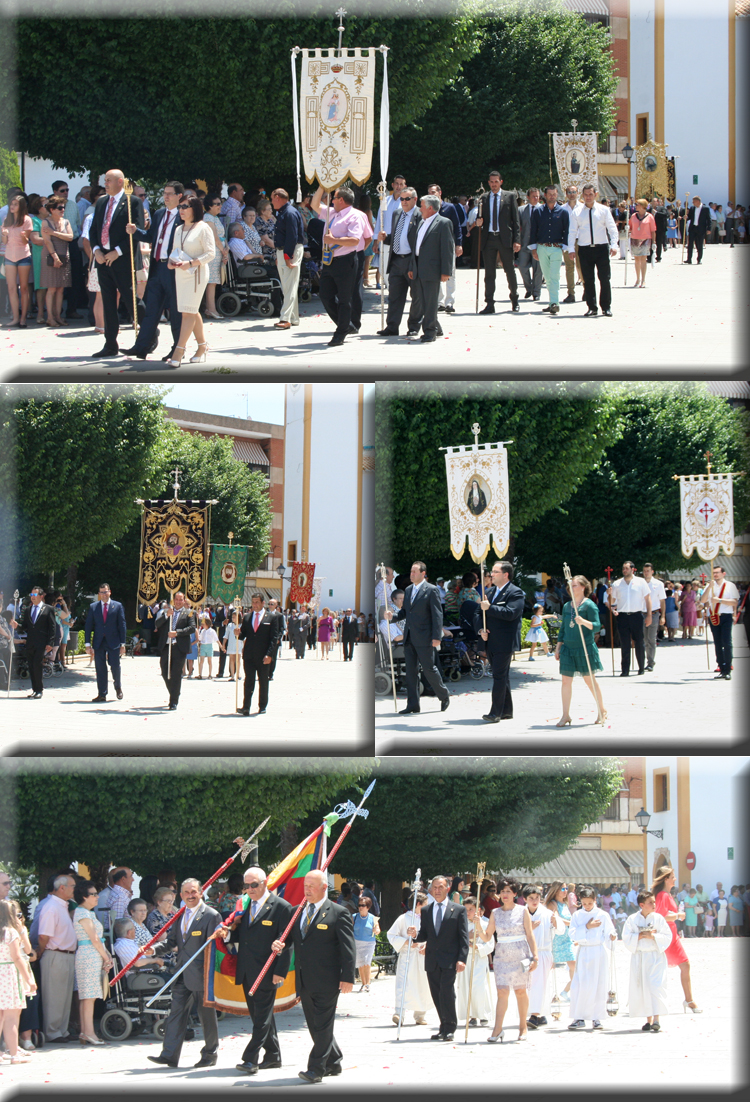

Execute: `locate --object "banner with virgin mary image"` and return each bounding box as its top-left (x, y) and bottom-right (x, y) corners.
top-left (553, 131), bottom-right (599, 195)
top-left (443, 440), bottom-right (511, 563)
top-left (136, 499), bottom-right (209, 611)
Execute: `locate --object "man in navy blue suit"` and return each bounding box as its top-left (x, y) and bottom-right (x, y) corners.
top-left (84, 582), bottom-right (127, 702)
top-left (473, 560), bottom-right (525, 722)
top-left (122, 181), bottom-right (185, 361)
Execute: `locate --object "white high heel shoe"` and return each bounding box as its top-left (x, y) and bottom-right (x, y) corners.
top-left (683, 1000), bottom-right (702, 1014)
top-left (487, 1030), bottom-right (505, 1043)
top-left (166, 345), bottom-right (186, 367)
top-left (189, 341), bottom-right (208, 364)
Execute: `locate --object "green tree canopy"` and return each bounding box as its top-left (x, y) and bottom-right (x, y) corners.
top-left (389, 2), bottom-right (618, 194)
top-left (515, 383), bottom-right (750, 577)
top-left (6, 6), bottom-right (484, 186)
top-left (375, 381), bottom-right (624, 580)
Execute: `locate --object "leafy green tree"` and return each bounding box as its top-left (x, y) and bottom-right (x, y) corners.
top-left (5, 8), bottom-right (484, 186)
top-left (2, 759), bottom-right (370, 884)
top-left (0, 143), bottom-right (22, 206)
top-left (376, 381), bottom-right (623, 579)
top-left (515, 384), bottom-right (750, 577)
top-left (298, 757), bottom-right (624, 923)
top-left (389, 2), bottom-right (619, 194)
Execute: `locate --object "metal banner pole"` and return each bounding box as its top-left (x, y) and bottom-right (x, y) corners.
top-left (396, 867), bottom-right (421, 1040)
top-left (463, 861), bottom-right (486, 1043)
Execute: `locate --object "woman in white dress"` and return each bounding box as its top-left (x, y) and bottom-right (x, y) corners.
top-left (166, 196), bottom-right (215, 366)
top-left (474, 876), bottom-right (538, 1043)
top-left (387, 893), bottom-right (431, 1027)
top-left (456, 895), bottom-right (495, 1027)
top-left (567, 886), bottom-right (616, 1030)
top-left (225, 607), bottom-right (241, 680)
top-left (622, 889), bottom-right (671, 1033)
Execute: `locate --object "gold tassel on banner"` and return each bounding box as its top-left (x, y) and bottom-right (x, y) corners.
top-left (123, 179), bottom-right (139, 338)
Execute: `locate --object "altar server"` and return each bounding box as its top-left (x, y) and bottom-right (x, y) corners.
top-left (567, 886), bottom-right (616, 1030)
top-left (455, 895), bottom-right (495, 1027)
top-left (386, 893), bottom-right (430, 1027)
top-left (622, 889), bottom-right (671, 1033)
top-left (524, 884), bottom-right (556, 1028)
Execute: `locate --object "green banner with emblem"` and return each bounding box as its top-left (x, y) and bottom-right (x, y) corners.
top-left (209, 544), bottom-right (248, 604)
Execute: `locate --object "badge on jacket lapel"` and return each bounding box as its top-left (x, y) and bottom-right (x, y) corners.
top-left (316, 924), bottom-right (328, 929)
top-left (191, 929), bottom-right (202, 935)
top-left (262, 920), bottom-right (273, 926)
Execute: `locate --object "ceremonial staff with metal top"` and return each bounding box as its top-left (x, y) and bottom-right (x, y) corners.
top-left (249, 779), bottom-right (376, 996)
top-left (378, 561), bottom-right (398, 712)
top-left (6, 589), bottom-right (19, 696)
top-left (473, 181), bottom-right (484, 314)
top-left (563, 561), bottom-right (604, 724)
top-left (112, 820), bottom-right (269, 986)
top-left (233, 595), bottom-right (242, 710)
top-left (395, 867), bottom-right (421, 1041)
top-left (463, 860), bottom-right (486, 1044)
top-left (604, 565), bottom-right (615, 675)
top-left (123, 180), bottom-right (139, 338)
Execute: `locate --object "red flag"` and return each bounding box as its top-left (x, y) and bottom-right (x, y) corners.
top-left (289, 561), bottom-right (315, 604)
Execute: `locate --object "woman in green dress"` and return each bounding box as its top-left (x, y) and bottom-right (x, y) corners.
top-left (553, 574), bottom-right (606, 727)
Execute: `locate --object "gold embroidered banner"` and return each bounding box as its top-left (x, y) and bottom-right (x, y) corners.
top-left (552, 131), bottom-right (599, 194)
top-left (635, 136), bottom-right (669, 200)
top-left (443, 440), bottom-right (511, 564)
top-left (136, 499), bottom-right (210, 607)
top-left (678, 473), bottom-right (735, 560)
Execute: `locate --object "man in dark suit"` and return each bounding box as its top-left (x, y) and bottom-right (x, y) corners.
top-left (265, 598), bottom-right (284, 681)
top-left (147, 878), bottom-right (222, 1069)
top-left (122, 180), bottom-right (184, 361)
top-left (686, 195), bottom-right (711, 264)
top-left (155, 592), bottom-right (196, 710)
top-left (407, 196), bottom-right (455, 344)
top-left (427, 184), bottom-right (462, 314)
top-left (10, 586), bottom-right (55, 699)
top-left (517, 187), bottom-right (543, 301)
top-left (408, 875), bottom-right (469, 1041)
top-left (340, 608), bottom-right (359, 661)
top-left (474, 560), bottom-right (525, 722)
top-left (88, 167), bottom-right (145, 358)
top-left (476, 170), bottom-right (521, 313)
top-left (376, 187), bottom-right (422, 337)
top-left (220, 866), bottom-right (294, 1074)
top-left (236, 594), bottom-right (278, 715)
top-left (272, 869), bottom-right (356, 1083)
top-left (84, 582), bottom-right (127, 702)
top-left (386, 560), bottom-right (450, 714)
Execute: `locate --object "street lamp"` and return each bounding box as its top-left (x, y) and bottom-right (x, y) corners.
top-left (635, 807), bottom-right (663, 839)
top-left (623, 141), bottom-right (633, 163)
top-left (276, 562), bottom-right (286, 606)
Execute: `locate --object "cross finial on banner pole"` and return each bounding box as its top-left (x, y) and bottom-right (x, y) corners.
top-left (571, 118), bottom-right (578, 133)
top-left (704, 450), bottom-right (712, 477)
top-left (335, 7), bottom-right (347, 55)
top-left (170, 468), bottom-right (182, 499)
top-left (471, 422), bottom-right (481, 449)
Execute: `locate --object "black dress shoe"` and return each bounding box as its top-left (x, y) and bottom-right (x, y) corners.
top-left (168, 703), bottom-right (177, 710)
top-left (511, 299), bottom-right (520, 312)
top-left (194, 1055), bottom-right (217, 1068)
top-left (324, 1066), bottom-right (342, 1077)
top-left (478, 304), bottom-right (495, 314)
top-left (406, 329), bottom-right (420, 336)
top-left (637, 669), bottom-right (645, 675)
top-left (298, 1070), bottom-right (323, 1083)
top-left (445, 305), bottom-right (455, 314)
top-left (147, 1055), bottom-right (178, 1067)
top-left (28, 691), bottom-right (43, 699)
top-left (399, 707), bottom-right (420, 715)
top-left (443, 1033), bottom-right (455, 1041)
top-left (237, 708), bottom-right (250, 716)
top-left (602, 308), bottom-right (613, 317)
top-left (258, 1058), bottom-right (282, 1070)
top-left (121, 346), bottom-right (148, 359)
top-left (441, 697), bottom-right (450, 712)
top-left (377, 327), bottom-right (399, 336)
top-left (562, 294), bottom-right (576, 304)
top-left (524, 290), bottom-right (532, 299)
top-left (619, 673), bottom-right (629, 677)
top-left (437, 305), bottom-right (446, 312)
top-left (116, 689), bottom-right (123, 700)
top-left (236, 1062), bottom-right (259, 1074)
top-left (482, 714), bottom-right (500, 722)
top-left (549, 303), bottom-right (560, 314)
top-left (542, 305), bottom-right (552, 312)
top-left (431, 1032), bottom-right (446, 1040)
top-left (92, 345), bottom-right (120, 358)
top-left (348, 323), bottom-right (359, 334)
top-left (328, 336), bottom-right (345, 347)
top-left (420, 334), bottom-right (436, 342)
top-left (584, 308), bottom-right (598, 317)
top-left (258, 708), bottom-right (266, 714)
top-left (91, 695), bottom-right (107, 703)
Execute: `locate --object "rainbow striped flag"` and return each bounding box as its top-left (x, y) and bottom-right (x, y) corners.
top-left (204, 823), bottom-right (328, 1014)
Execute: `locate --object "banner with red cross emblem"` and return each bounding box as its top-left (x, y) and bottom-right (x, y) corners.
top-left (678, 473), bottom-right (736, 560)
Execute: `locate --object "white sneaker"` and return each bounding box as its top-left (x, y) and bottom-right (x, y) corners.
top-left (568, 1020), bottom-right (586, 1030)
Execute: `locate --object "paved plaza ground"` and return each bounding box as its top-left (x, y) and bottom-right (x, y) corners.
top-left (0, 642), bottom-right (370, 755)
top-left (0, 937), bottom-right (742, 1091)
top-left (375, 627), bottom-right (746, 754)
top-left (0, 243), bottom-right (742, 375)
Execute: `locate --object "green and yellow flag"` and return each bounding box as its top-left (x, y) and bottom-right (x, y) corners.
top-left (209, 544), bottom-right (248, 604)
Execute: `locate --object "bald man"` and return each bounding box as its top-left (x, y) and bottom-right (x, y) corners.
top-left (88, 167), bottom-right (145, 358)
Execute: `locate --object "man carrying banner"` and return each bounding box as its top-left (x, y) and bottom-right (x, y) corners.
top-left (311, 185), bottom-right (362, 347)
top-left (217, 866), bottom-right (294, 1075)
top-left (475, 560), bottom-right (525, 722)
top-left (385, 561), bottom-right (450, 714)
top-left (699, 565), bottom-right (739, 681)
top-left (155, 592), bottom-right (196, 709)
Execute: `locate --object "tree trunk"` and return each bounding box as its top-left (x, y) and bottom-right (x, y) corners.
top-left (279, 822), bottom-right (298, 859)
top-left (66, 562), bottom-right (78, 612)
top-left (379, 876), bottom-right (405, 930)
top-left (47, 570), bottom-right (55, 593)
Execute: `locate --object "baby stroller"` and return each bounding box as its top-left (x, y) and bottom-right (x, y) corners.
top-left (216, 252), bottom-right (282, 318)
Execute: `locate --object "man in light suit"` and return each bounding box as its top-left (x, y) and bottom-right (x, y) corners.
top-left (376, 187), bottom-right (422, 336)
top-left (220, 865), bottom-right (294, 1074)
top-left (408, 875), bottom-right (469, 1041)
top-left (88, 167), bottom-right (145, 358)
top-left (84, 582), bottom-right (127, 702)
top-left (386, 560), bottom-right (450, 714)
top-left (155, 592), bottom-right (196, 710)
top-left (474, 560), bottom-right (525, 722)
top-left (236, 594), bottom-right (280, 715)
top-left (686, 195), bottom-right (711, 264)
top-left (147, 878), bottom-right (222, 1069)
top-left (271, 869), bottom-right (356, 1083)
top-left (407, 196), bottom-right (455, 344)
top-left (476, 170), bottom-right (521, 313)
top-left (122, 181), bottom-right (184, 361)
top-left (517, 187), bottom-right (543, 301)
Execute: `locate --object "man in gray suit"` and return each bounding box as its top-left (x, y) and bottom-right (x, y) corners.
top-left (407, 195), bottom-right (455, 344)
top-left (377, 188), bottom-right (422, 337)
top-left (517, 187), bottom-right (542, 301)
top-left (147, 878), bottom-right (222, 1068)
top-left (385, 561), bottom-right (450, 713)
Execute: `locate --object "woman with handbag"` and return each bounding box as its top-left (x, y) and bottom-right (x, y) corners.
top-left (202, 194), bottom-right (228, 319)
top-left (40, 197), bottom-right (74, 328)
top-left (166, 196), bottom-right (215, 366)
top-left (72, 880), bottom-right (112, 1045)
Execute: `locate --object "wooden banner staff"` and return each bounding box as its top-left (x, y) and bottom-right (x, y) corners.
top-left (464, 860), bottom-right (486, 1044)
top-left (473, 181), bottom-right (484, 314)
top-left (378, 561), bottom-right (398, 713)
top-left (123, 180), bottom-right (139, 337)
top-left (563, 561), bottom-right (604, 723)
top-left (699, 570), bottom-right (710, 669)
top-left (6, 589), bottom-right (19, 696)
top-left (604, 565), bottom-right (615, 675)
top-left (233, 595), bottom-right (242, 710)
top-left (680, 191), bottom-right (689, 263)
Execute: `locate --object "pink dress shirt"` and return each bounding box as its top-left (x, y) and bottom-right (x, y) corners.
top-left (318, 203), bottom-right (362, 257)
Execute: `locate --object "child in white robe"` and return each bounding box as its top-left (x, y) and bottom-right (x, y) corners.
top-left (455, 895), bottom-right (495, 1027)
top-left (622, 889), bottom-right (671, 1032)
top-left (524, 884), bottom-right (557, 1028)
top-left (568, 886), bottom-right (616, 1030)
top-left (387, 893), bottom-right (431, 1026)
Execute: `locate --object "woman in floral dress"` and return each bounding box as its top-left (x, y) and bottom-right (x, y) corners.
top-left (475, 876), bottom-right (538, 1042)
top-left (0, 899), bottom-right (37, 1064)
top-left (73, 881), bottom-right (112, 1044)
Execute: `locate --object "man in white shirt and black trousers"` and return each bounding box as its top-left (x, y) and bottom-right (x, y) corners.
top-left (641, 563), bottom-right (666, 672)
top-left (567, 183), bottom-right (619, 317)
top-left (608, 562), bottom-right (652, 676)
top-left (699, 565), bottom-right (739, 680)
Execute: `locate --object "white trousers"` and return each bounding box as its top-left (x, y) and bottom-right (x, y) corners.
top-left (276, 245), bottom-right (303, 324)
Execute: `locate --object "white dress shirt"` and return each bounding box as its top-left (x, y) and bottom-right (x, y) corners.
top-left (392, 206), bottom-right (418, 256)
top-left (645, 577), bottom-right (667, 613)
top-left (611, 575), bottom-right (651, 613)
top-left (248, 890), bottom-right (270, 919)
top-left (97, 190), bottom-right (125, 256)
top-left (568, 201), bottom-right (618, 250)
top-left (700, 579), bottom-right (739, 615)
top-left (153, 208), bottom-right (178, 260)
top-left (382, 193), bottom-right (403, 234)
top-left (415, 213), bottom-right (437, 255)
top-left (692, 204), bottom-right (705, 228)
top-left (181, 904), bottom-right (201, 936)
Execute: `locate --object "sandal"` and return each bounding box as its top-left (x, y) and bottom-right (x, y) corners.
top-left (166, 345), bottom-right (186, 367)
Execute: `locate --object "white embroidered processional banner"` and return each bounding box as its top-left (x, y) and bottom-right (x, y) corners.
top-left (553, 131), bottom-right (599, 194)
top-left (678, 473), bottom-right (735, 560)
top-left (293, 47), bottom-right (386, 192)
top-left (443, 441), bottom-right (511, 563)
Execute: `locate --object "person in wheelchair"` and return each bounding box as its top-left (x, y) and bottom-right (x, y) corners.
top-left (379, 591), bottom-right (405, 648)
top-left (113, 917), bottom-right (167, 975)
top-left (228, 222), bottom-right (265, 267)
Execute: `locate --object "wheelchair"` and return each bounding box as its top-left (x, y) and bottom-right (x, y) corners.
top-left (216, 252), bottom-right (282, 318)
top-left (100, 944), bottom-right (174, 1042)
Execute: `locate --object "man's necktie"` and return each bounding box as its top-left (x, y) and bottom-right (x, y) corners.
top-left (182, 910), bottom-right (191, 937)
top-left (493, 194), bottom-right (498, 233)
top-left (101, 196), bottom-right (116, 249)
top-left (589, 207), bottom-right (595, 246)
top-left (301, 903), bottom-right (315, 938)
top-left (434, 902), bottom-right (443, 934)
top-left (251, 900), bottom-right (258, 920)
top-left (31, 605), bottom-right (38, 623)
top-left (253, 612), bottom-right (260, 632)
top-left (154, 212), bottom-right (170, 261)
top-left (102, 603), bottom-right (108, 624)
